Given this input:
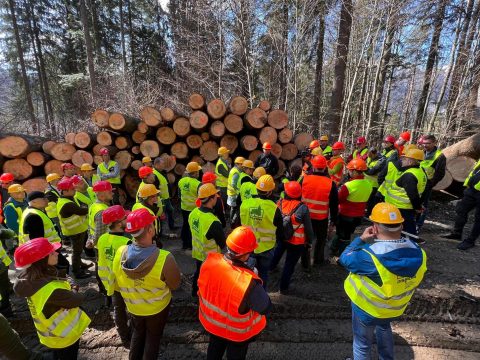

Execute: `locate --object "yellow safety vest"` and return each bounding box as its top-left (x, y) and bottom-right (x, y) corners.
top-left (215, 158), bottom-right (229, 188)
top-left (189, 207), bottom-right (221, 262)
top-left (0, 241), bottom-right (11, 267)
top-left (27, 280), bottom-right (91, 348)
top-left (98, 161), bottom-right (121, 184)
top-left (378, 162), bottom-right (400, 197)
top-left (74, 190), bottom-right (96, 207)
top-left (353, 147), bottom-right (368, 158)
top-left (112, 245), bottom-right (172, 316)
top-left (344, 248), bottom-right (427, 319)
top-left (132, 202), bottom-right (160, 235)
top-left (464, 159), bottom-right (480, 191)
top-left (56, 198), bottom-right (88, 236)
top-left (385, 167), bottom-right (427, 209)
top-left (420, 149), bottom-right (443, 181)
top-left (239, 181), bottom-right (257, 202)
top-left (365, 158), bottom-right (380, 188)
top-left (18, 208), bottom-right (61, 244)
top-left (178, 176), bottom-right (201, 211)
top-left (153, 169), bottom-right (170, 200)
top-left (97, 233), bottom-right (130, 296)
top-left (45, 187), bottom-right (60, 219)
top-left (88, 202), bottom-right (109, 236)
top-left (344, 178), bottom-right (373, 202)
top-left (227, 166), bottom-right (241, 196)
top-left (382, 148), bottom-right (396, 160)
top-left (240, 197), bottom-right (277, 254)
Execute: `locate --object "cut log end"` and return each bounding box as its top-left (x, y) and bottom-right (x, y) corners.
top-left (173, 117), bottom-right (191, 137)
top-left (259, 126), bottom-right (278, 145)
top-left (207, 99), bottom-right (227, 120)
top-left (22, 178), bottom-right (48, 193)
top-left (160, 107), bottom-right (175, 122)
top-left (280, 143), bottom-right (298, 161)
top-left (186, 135), bottom-right (203, 149)
top-left (72, 150), bottom-right (94, 167)
top-left (156, 127), bottom-right (177, 145)
top-left (140, 140), bottom-right (161, 158)
top-left (0, 135), bottom-right (43, 158)
top-left (190, 111), bottom-right (209, 130)
top-left (278, 128), bottom-right (293, 144)
top-left (245, 108), bottom-right (267, 129)
top-left (188, 93), bottom-right (205, 110)
top-left (210, 121), bottom-right (225, 139)
top-left (294, 133), bottom-right (314, 151)
top-left (268, 109), bottom-right (288, 129)
top-left (200, 141), bottom-right (219, 162)
top-left (74, 132), bottom-right (94, 149)
top-left (50, 143), bottom-right (76, 161)
top-left (229, 96), bottom-right (248, 116)
top-left (26, 152), bottom-right (49, 167)
top-left (91, 109), bottom-right (109, 127)
top-left (258, 100), bottom-right (271, 112)
top-left (224, 114), bottom-right (244, 134)
top-left (3, 159), bottom-right (33, 180)
top-left (447, 156), bottom-right (476, 182)
top-left (240, 135), bottom-right (258, 152)
top-left (220, 134), bottom-right (239, 154)
top-left (96, 132), bottom-right (113, 146)
top-left (171, 142), bottom-right (189, 160)
top-left (140, 106), bottom-right (162, 127)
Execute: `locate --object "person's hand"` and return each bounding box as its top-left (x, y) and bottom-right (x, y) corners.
top-left (360, 226), bottom-right (376, 242)
top-left (85, 240), bottom-right (94, 249)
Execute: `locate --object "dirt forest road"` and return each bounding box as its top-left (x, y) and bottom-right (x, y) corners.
top-left (7, 196), bottom-right (480, 360)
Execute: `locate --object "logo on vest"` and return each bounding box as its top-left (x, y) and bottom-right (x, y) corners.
top-left (249, 205), bottom-right (264, 220)
top-left (192, 218), bottom-right (200, 232)
top-left (396, 275), bottom-right (416, 288)
top-left (105, 246), bottom-right (115, 261)
top-left (183, 183), bottom-right (190, 191)
top-left (244, 189), bottom-right (251, 198)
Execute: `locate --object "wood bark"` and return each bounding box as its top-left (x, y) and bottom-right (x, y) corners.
top-left (80, 0), bottom-right (96, 96)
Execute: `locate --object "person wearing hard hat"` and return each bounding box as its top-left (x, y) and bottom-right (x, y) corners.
top-left (381, 135), bottom-right (398, 162)
top-left (240, 175), bottom-right (285, 287)
top-left (72, 175), bottom-right (96, 207)
top-left (133, 184), bottom-right (162, 247)
top-left (136, 166), bottom-right (157, 201)
top-left (153, 157), bottom-right (175, 230)
top-left (239, 167), bottom-right (266, 207)
top-left (231, 160), bottom-right (256, 226)
top-left (270, 181), bottom-right (316, 294)
top-left (142, 156), bottom-right (153, 168)
top-left (0, 224), bottom-right (15, 318)
top-left (279, 164), bottom-right (303, 198)
top-left (215, 147), bottom-right (231, 209)
top-left (375, 137), bottom-right (403, 204)
top-left (86, 181), bottom-right (113, 251)
top-left (227, 156), bottom-right (245, 226)
top-left (319, 135), bottom-right (332, 159)
top-left (395, 131), bottom-right (411, 156)
top-left (80, 163), bottom-right (97, 186)
top-left (45, 173), bottom-right (62, 222)
top-left (0, 173), bottom-right (14, 210)
top-left (331, 159), bottom-right (373, 257)
top-left (201, 172), bottom-right (226, 228)
top-left (97, 148), bottom-right (121, 204)
top-left (384, 148), bottom-right (427, 242)
top-left (14, 237), bottom-right (91, 359)
top-left (56, 178), bottom-right (91, 279)
top-left (300, 155), bottom-right (338, 267)
top-left (179, 162), bottom-right (202, 250)
top-left (352, 136), bottom-right (368, 161)
top-left (97, 205), bottom-right (131, 344)
top-left (61, 163), bottom-right (76, 178)
top-left (197, 226), bottom-right (271, 359)
top-left (254, 142), bottom-right (279, 176)
top-left (3, 184), bottom-right (27, 236)
top-left (364, 148), bottom-right (386, 215)
top-left (328, 142), bottom-right (346, 186)
top-left (111, 208), bottom-right (181, 359)
top-left (189, 183), bottom-right (226, 297)
top-left (339, 202), bottom-right (427, 360)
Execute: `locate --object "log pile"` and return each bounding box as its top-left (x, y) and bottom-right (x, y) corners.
top-left (1, 95), bottom-right (310, 197)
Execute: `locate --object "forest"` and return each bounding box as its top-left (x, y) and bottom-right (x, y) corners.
top-left (0, 0), bottom-right (478, 146)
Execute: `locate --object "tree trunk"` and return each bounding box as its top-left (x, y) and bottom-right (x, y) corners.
top-left (156, 127), bottom-right (177, 145)
top-left (80, 0), bottom-right (96, 97)
top-left (311, 1), bottom-right (326, 125)
top-left (3, 159), bottom-right (33, 180)
top-left (140, 106), bottom-right (162, 127)
top-left (0, 135), bottom-right (44, 158)
top-left (126, 0), bottom-right (135, 69)
top-left (267, 110), bottom-right (288, 129)
top-left (173, 117), bottom-right (191, 137)
top-left (119, 0), bottom-right (127, 71)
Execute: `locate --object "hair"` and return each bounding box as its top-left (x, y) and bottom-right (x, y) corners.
top-left (19, 256), bottom-right (58, 282)
top-left (201, 194), bottom-right (216, 204)
top-left (289, 165), bottom-right (302, 180)
top-left (378, 223), bottom-right (402, 232)
top-left (423, 134), bottom-right (436, 142)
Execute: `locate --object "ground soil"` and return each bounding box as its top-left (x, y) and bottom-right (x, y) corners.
top-left (5, 192), bottom-right (480, 359)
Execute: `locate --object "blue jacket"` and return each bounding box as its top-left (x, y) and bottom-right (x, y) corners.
top-left (3, 198), bottom-right (27, 235)
top-left (339, 236), bottom-right (424, 325)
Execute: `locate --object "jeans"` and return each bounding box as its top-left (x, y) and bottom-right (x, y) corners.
top-left (164, 199), bottom-right (175, 230)
top-left (207, 333), bottom-right (251, 360)
top-left (191, 259), bottom-right (202, 297)
top-left (311, 218), bottom-right (328, 263)
top-left (352, 311), bottom-right (393, 360)
top-left (253, 248), bottom-right (274, 288)
top-left (452, 188), bottom-right (480, 243)
top-left (112, 291), bottom-right (130, 341)
top-left (181, 210), bottom-right (192, 249)
top-left (129, 302), bottom-right (171, 360)
top-left (53, 340), bottom-right (79, 360)
top-left (270, 241), bottom-right (304, 291)
top-left (399, 209), bottom-right (417, 238)
top-left (331, 215), bottom-right (362, 257)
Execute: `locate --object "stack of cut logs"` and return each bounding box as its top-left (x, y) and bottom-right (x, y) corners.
top-left (0, 94), bottom-right (314, 199)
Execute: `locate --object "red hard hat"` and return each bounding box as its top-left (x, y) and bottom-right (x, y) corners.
top-left (226, 226), bottom-right (258, 254)
top-left (100, 147), bottom-right (109, 155)
top-left (57, 177), bottom-right (75, 191)
top-left (311, 155), bottom-right (327, 169)
top-left (61, 163), bottom-right (75, 170)
top-left (384, 135), bottom-right (396, 143)
top-left (14, 237), bottom-right (61, 268)
top-left (400, 131), bottom-right (411, 141)
top-left (309, 140), bottom-right (320, 150)
top-left (0, 173), bottom-right (14, 183)
top-left (92, 180), bottom-right (113, 193)
top-left (125, 208), bottom-right (157, 233)
top-left (332, 141), bottom-right (345, 150)
top-left (356, 136), bottom-right (366, 145)
top-left (102, 205), bottom-right (129, 224)
top-left (262, 142), bottom-right (272, 150)
top-left (347, 158), bottom-right (368, 171)
top-left (138, 166), bottom-right (153, 179)
top-left (284, 181), bottom-right (302, 199)
top-left (70, 175), bottom-right (83, 186)
top-left (202, 172), bottom-right (217, 184)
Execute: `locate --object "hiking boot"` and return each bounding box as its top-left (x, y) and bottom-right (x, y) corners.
top-left (457, 241), bottom-right (475, 251)
top-left (73, 270), bottom-right (91, 279)
top-left (443, 232), bottom-right (462, 240)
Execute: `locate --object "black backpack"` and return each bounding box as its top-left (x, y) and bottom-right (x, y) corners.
top-left (279, 199), bottom-right (302, 240)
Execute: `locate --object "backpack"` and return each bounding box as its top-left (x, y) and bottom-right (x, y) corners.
top-left (279, 199), bottom-right (302, 240)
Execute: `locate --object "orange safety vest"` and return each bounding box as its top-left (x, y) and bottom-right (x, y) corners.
top-left (198, 252), bottom-right (267, 342)
top-left (328, 156), bottom-right (345, 185)
top-left (278, 199), bottom-right (305, 245)
top-left (301, 174), bottom-right (332, 220)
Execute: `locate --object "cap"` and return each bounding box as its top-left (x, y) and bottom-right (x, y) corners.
top-left (100, 147), bottom-right (109, 155)
top-left (27, 191), bottom-right (47, 202)
top-left (70, 175), bottom-right (84, 186)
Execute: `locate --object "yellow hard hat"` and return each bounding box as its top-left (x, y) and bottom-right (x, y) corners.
top-left (218, 146), bottom-right (230, 155)
top-left (142, 156), bottom-right (152, 163)
top-left (138, 184), bottom-right (160, 198)
top-left (403, 144), bottom-right (418, 154)
top-left (256, 174), bottom-right (275, 192)
top-left (197, 183), bottom-right (219, 199)
top-left (320, 135), bottom-right (328, 141)
top-left (242, 160), bottom-right (254, 169)
top-left (234, 157), bottom-right (245, 165)
top-left (186, 162), bottom-right (202, 173)
top-left (311, 147), bottom-right (323, 156)
top-left (80, 163), bottom-right (94, 171)
top-left (253, 167), bottom-right (266, 179)
top-left (46, 173), bottom-right (61, 183)
top-left (8, 184), bottom-right (25, 194)
top-left (402, 148), bottom-right (424, 161)
top-left (369, 203), bottom-right (404, 224)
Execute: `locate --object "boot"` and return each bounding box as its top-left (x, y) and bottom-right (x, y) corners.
top-left (73, 270), bottom-right (90, 279)
top-left (81, 261), bottom-right (94, 269)
top-left (457, 240), bottom-right (475, 251)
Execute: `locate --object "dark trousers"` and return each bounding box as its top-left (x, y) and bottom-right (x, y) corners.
top-left (112, 291), bottom-right (130, 341)
top-left (230, 206), bottom-right (240, 229)
top-left (416, 186), bottom-right (432, 231)
top-left (270, 241), bottom-right (304, 291)
top-left (331, 215), bottom-right (362, 256)
top-left (52, 340), bottom-right (79, 360)
top-left (452, 188), bottom-right (480, 243)
top-left (112, 184), bottom-right (121, 205)
top-left (366, 187), bottom-right (378, 216)
top-left (129, 303), bottom-right (171, 360)
top-left (311, 218), bottom-right (328, 263)
top-left (56, 250), bottom-right (70, 277)
top-left (68, 232), bottom-right (87, 274)
top-left (218, 187), bottom-right (228, 216)
top-left (181, 210), bottom-right (192, 249)
top-left (191, 259), bottom-right (202, 297)
top-left (164, 199), bottom-right (175, 230)
top-left (0, 313), bottom-right (43, 360)
top-left (399, 209), bottom-right (417, 238)
top-left (207, 333), bottom-right (251, 360)
top-left (0, 266), bottom-right (11, 314)
top-left (253, 249), bottom-right (274, 289)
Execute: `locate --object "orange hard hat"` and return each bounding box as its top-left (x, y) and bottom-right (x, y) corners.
top-left (347, 158), bottom-right (368, 171)
top-left (226, 226), bottom-right (258, 254)
top-left (202, 172), bottom-right (217, 184)
top-left (309, 140), bottom-right (320, 150)
top-left (14, 237), bottom-right (61, 268)
top-left (400, 131), bottom-right (411, 141)
top-left (311, 155), bottom-right (327, 169)
top-left (262, 142), bottom-right (272, 150)
top-left (332, 141), bottom-right (345, 150)
top-left (284, 181), bottom-right (302, 199)
top-left (139, 166), bottom-right (153, 179)
top-left (125, 208), bottom-right (157, 233)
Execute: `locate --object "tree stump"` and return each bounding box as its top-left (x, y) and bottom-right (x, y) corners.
top-left (44, 160), bottom-right (63, 175)
top-left (258, 100), bottom-right (271, 112)
top-left (26, 152), bottom-right (50, 167)
top-left (50, 143), bottom-right (76, 161)
top-left (210, 120), bottom-right (225, 139)
top-left (22, 177), bottom-right (48, 193)
top-left (173, 117), bottom-right (191, 137)
top-left (42, 141), bottom-right (57, 155)
top-left (131, 131), bottom-right (146, 144)
top-left (137, 121), bottom-right (150, 134)
top-left (190, 111), bottom-right (209, 131)
top-left (96, 131), bottom-right (114, 146)
top-left (245, 108), bottom-right (267, 129)
top-left (0, 135), bottom-right (44, 158)
top-left (114, 151), bottom-right (133, 170)
top-left (74, 132), bottom-right (95, 149)
top-left (240, 135), bottom-right (258, 151)
top-left (65, 132), bottom-right (76, 145)
top-left (160, 107), bottom-right (175, 122)
top-left (229, 96), bottom-right (249, 116)
top-left (200, 141), bottom-right (219, 161)
top-left (278, 128), bottom-right (293, 144)
top-left (171, 142), bottom-right (188, 160)
top-left (207, 99), bottom-right (227, 119)
top-left (91, 109), bottom-right (109, 127)
top-left (259, 126), bottom-right (278, 145)
top-left (267, 109), bottom-right (288, 129)
top-left (189, 93), bottom-right (205, 110)
top-left (115, 136), bottom-right (133, 150)
top-left (294, 132), bottom-right (314, 151)
top-left (186, 135), bottom-right (203, 150)
top-left (220, 134), bottom-right (239, 153)
top-left (140, 140), bottom-right (161, 158)
top-left (280, 143), bottom-right (298, 161)
top-left (174, 163), bottom-right (186, 176)
top-left (3, 159), bottom-right (33, 180)
top-left (72, 150), bottom-right (94, 167)
top-left (224, 114), bottom-right (244, 134)
top-left (140, 106), bottom-right (162, 127)
top-left (271, 143), bottom-right (283, 159)
top-left (156, 127), bottom-right (177, 145)
top-left (109, 113), bottom-right (139, 132)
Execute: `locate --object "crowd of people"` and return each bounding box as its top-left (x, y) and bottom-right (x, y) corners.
top-left (0, 130), bottom-right (479, 360)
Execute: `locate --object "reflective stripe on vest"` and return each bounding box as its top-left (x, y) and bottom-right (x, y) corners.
top-left (88, 202), bottom-right (109, 236)
top-left (198, 252), bottom-right (266, 342)
top-left (227, 167), bottom-right (241, 196)
top-left (57, 198), bottom-right (88, 236)
top-left (19, 208), bottom-right (61, 245)
top-left (215, 158), bottom-right (229, 188)
top-left (27, 280), bottom-right (91, 348)
top-left (463, 159), bottom-right (480, 190)
top-left (132, 202), bottom-right (160, 235)
top-left (353, 148), bottom-right (368, 158)
top-left (328, 156), bottom-right (345, 184)
top-left (189, 208), bottom-right (221, 262)
top-left (0, 242), bottom-right (11, 267)
top-left (382, 148), bottom-right (396, 160)
top-left (378, 162), bottom-right (400, 197)
top-left (240, 181), bottom-right (257, 201)
top-left (98, 161), bottom-right (121, 184)
top-left (153, 169), bottom-right (170, 200)
top-left (240, 197), bottom-right (277, 253)
top-left (301, 174), bottom-right (332, 220)
top-left (178, 177), bottom-right (201, 211)
top-left (97, 233), bottom-right (130, 295)
top-left (113, 245), bottom-right (171, 316)
top-left (385, 167), bottom-right (426, 209)
top-left (344, 248), bottom-right (427, 319)
top-left (365, 158), bottom-right (380, 188)
top-left (344, 179), bottom-right (373, 203)
top-left (420, 149), bottom-right (443, 180)
top-left (279, 199), bottom-right (305, 245)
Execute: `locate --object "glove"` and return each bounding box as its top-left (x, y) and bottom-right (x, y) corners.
top-left (0, 227), bottom-right (16, 240)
